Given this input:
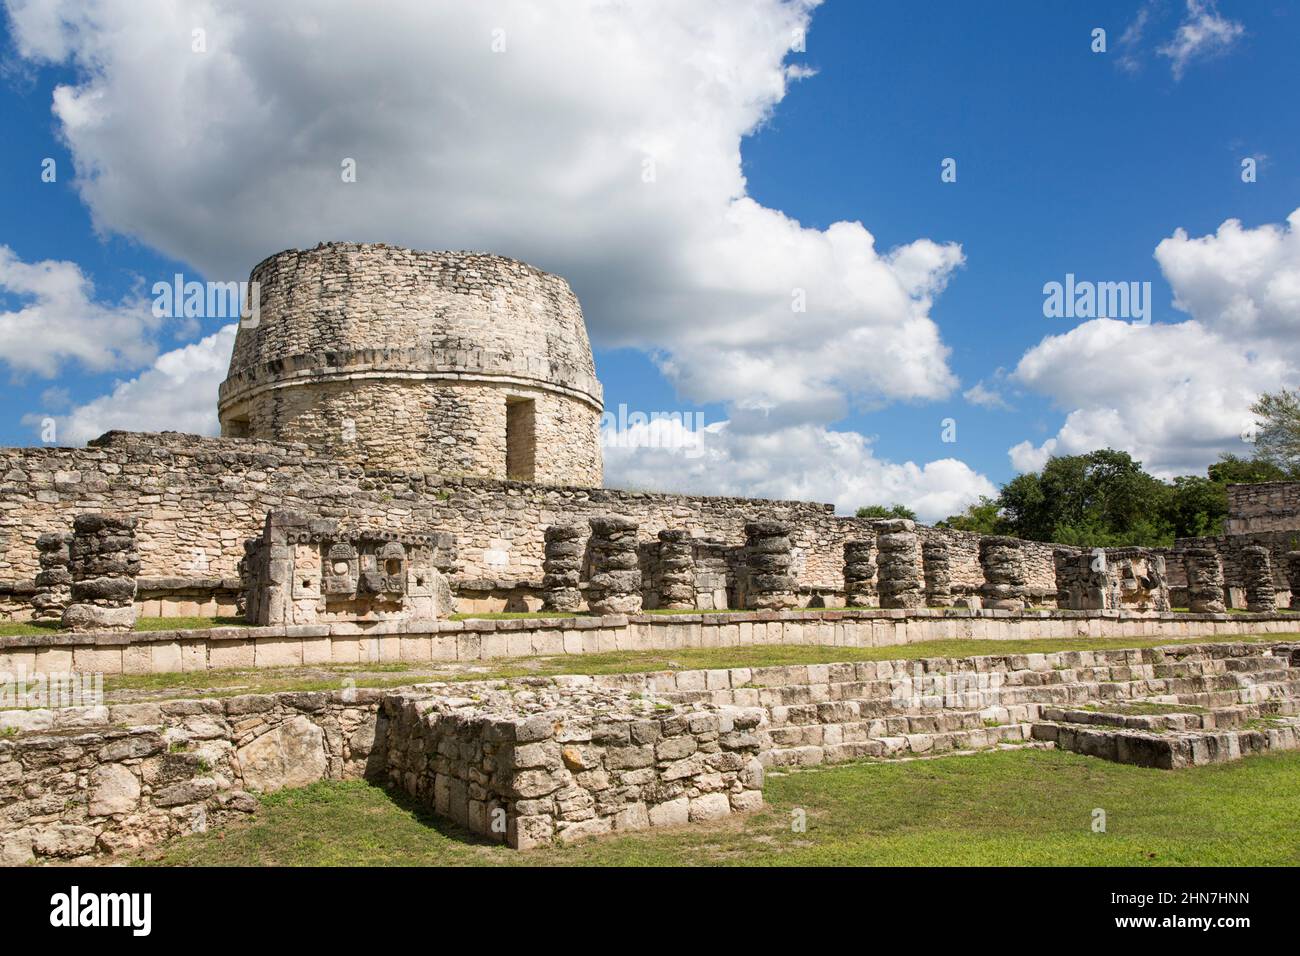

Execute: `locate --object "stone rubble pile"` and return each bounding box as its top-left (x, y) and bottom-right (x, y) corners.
top-left (541, 524), bottom-right (584, 612)
top-left (1182, 547), bottom-right (1226, 614)
top-left (842, 539), bottom-right (877, 608)
top-left (62, 514), bottom-right (140, 633)
top-left (585, 516), bottom-right (642, 614)
top-left (875, 519), bottom-right (924, 609)
top-left (979, 535), bottom-right (1028, 611)
top-left (741, 521), bottom-right (797, 610)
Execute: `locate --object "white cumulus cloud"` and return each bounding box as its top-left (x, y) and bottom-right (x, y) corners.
top-left (4, 0), bottom-right (990, 504)
top-left (1158, 0), bottom-right (1245, 80)
top-left (1009, 210), bottom-right (1300, 477)
top-left (0, 245), bottom-right (160, 377)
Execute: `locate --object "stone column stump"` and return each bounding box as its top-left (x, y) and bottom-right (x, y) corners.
top-left (843, 539), bottom-right (877, 608)
top-left (1241, 545), bottom-right (1277, 613)
top-left (1183, 547), bottom-right (1226, 613)
top-left (922, 538), bottom-right (954, 608)
top-left (31, 531), bottom-right (73, 621)
top-left (979, 535), bottom-right (1028, 611)
top-left (586, 517), bottom-right (642, 615)
top-left (655, 529), bottom-right (696, 610)
top-left (742, 521), bottom-right (797, 610)
top-left (875, 519), bottom-right (924, 609)
top-left (62, 514), bottom-right (140, 632)
top-left (541, 524), bottom-right (584, 612)
top-left (1286, 551), bottom-right (1300, 612)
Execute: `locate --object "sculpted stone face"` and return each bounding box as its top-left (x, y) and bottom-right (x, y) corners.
top-left (218, 242), bottom-right (604, 486)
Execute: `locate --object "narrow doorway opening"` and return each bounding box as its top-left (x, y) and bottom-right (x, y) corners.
top-left (505, 397), bottom-right (536, 481)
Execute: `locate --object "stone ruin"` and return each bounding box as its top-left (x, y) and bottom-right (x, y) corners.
top-left (843, 539), bottom-right (877, 608)
top-left (1287, 552), bottom-right (1300, 612)
top-left (979, 536), bottom-right (1028, 611)
top-left (62, 514), bottom-right (140, 633)
top-left (737, 521), bottom-right (797, 610)
top-left (541, 524), bottom-right (584, 612)
top-left (1182, 547), bottom-right (1227, 613)
top-left (650, 529), bottom-right (696, 610)
top-left (922, 538), bottom-right (953, 608)
top-left (875, 519), bottom-right (924, 609)
top-left (1241, 545), bottom-right (1277, 613)
top-left (240, 510), bottom-right (455, 626)
top-left (585, 516), bottom-right (642, 614)
top-left (1054, 547), bottom-right (1171, 612)
top-left (31, 531), bottom-right (73, 622)
top-left (381, 681), bottom-right (765, 849)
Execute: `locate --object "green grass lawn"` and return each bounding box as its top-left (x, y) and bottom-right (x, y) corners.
top-left (98, 632), bottom-right (1293, 701)
top-left (137, 747), bottom-right (1300, 866)
top-left (0, 615), bottom-right (248, 637)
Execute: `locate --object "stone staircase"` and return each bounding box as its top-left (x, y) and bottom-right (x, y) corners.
top-left (634, 641), bottom-right (1300, 770)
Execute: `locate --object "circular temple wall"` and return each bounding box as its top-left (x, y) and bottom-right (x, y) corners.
top-left (218, 243), bottom-right (604, 485)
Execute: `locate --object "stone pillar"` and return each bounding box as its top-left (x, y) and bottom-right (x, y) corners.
top-left (1182, 547), bottom-right (1226, 614)
top-left (655, 530), bottom-right (696, 610)
top-left (541, 525), bottom-right (584, 612)
top-left (1286, 551), bottom-right (1300, 612)
top-left (875, 519), bottom-right (924, 609)
top-left (586, 517), bottom-right (642, 614)
top-left (31, 532), bottom-right (73, 621)
top-left (922, 538), bottom-right (953, 607)
top-left (742, 521), bottom-right (797, 610)
top-left (62, 514), bottom-right (140, 632)
top-left (843, 539), bottom-right (877, 608)
top-left (1052, 548), bottom-right (1074, 608)
top-left (979, 535), bottom-right (1028, 611)
top-left (1241, 544), bottom-right (1277, 613)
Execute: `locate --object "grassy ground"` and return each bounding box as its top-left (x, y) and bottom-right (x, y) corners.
top-left (135, 747), bottom-right (1300, 866)
top-left (97, 632), bottom-right (1293, 702)
top-left (0, 615), bottom-right (247, 637)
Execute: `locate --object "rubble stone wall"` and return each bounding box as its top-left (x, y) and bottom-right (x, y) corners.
top-left (0, 688), bottom-right (385, 865)
top-left (0, 432), bottom-right (1074, 615)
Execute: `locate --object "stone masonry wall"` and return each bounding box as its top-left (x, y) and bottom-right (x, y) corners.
top-left (0, 432), bottom-right (1065, 612)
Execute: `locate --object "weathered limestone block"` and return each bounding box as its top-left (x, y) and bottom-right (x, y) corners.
top-left (843, 539), bottom-right (877, 608)
top-left (235, 715), bottom-right (328, 793)
top-left (1287, 551), bottom-right (1300, 612)
top-left (1052, 548), bottom-right (1075, 608)
top-left (541, 524), bottom-right (584, 612)
top-left (1183, 547), bottom-right (1226, 614)
top-left (62, 514), bottom-right (139, 633)
top-left (979, 535), bottom-right (1028, 611)
top-left (875, 519), bottom-right (923, 609)
top-left (31, 531), bottom-right (73, 621)
top-left (741, 521), bottom-right (797, 610)
top-left (1241, 545), bottom-right (1277, 613)
top-left (922, 539), bottom-right (953, 608)
top-left (654, 529), bottom-right (696, 610)
top-left (586, 516), bottom-right (642, 614)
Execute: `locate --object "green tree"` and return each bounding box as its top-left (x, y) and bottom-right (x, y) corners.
top-left (1250, 388), bottom-right (1300, 471)
top-left (855, 504), bottom-right (917, 521)
top-left (936, 496), bottom-right (1003, 534)
top-left (998, 449), bottom-right (1173, 547)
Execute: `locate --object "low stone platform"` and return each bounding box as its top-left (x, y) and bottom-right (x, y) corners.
top-left (3, 605), bottom-right (1298, 677)
top-left (381, 680), bottom-right (764, 849)
top-left (2, 639), bottom-right (1297, 864)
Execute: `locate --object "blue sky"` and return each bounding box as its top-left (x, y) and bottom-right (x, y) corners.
top-left (1, 1), bottom-right (1297, 519)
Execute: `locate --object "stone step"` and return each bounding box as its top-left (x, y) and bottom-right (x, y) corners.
top-left (1031, 718), bottom-right (1300, 769)
top-left (761, 721), bottom-right (1034, 768)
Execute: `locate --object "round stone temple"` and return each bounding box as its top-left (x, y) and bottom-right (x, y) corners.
top-left (218, 242), bottom-right (604, 485)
